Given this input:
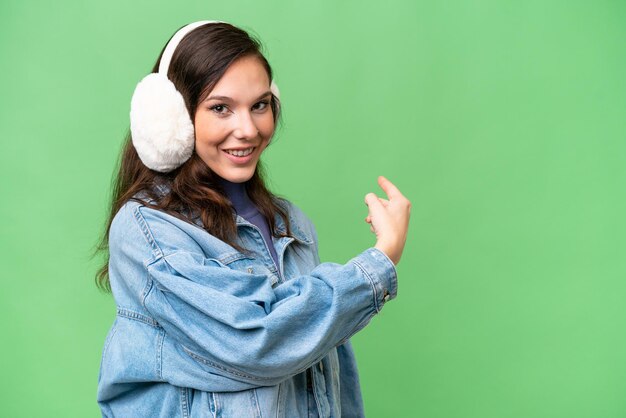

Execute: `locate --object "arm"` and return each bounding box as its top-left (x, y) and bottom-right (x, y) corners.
top-left (113, 202), bottom-right (398, 385)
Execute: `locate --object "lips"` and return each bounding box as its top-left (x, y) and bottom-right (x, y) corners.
top-left (223, 146), bottom-right (255, 157)
top-left (221, 147), bottom-right (257, 164)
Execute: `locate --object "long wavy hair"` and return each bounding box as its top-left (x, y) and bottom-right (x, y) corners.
top-left (94, 22), bottom-right (296, 292)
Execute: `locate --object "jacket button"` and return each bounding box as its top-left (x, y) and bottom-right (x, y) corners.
top-left (247, 267), bottom-right (254, 274)
top-left (383, 289), bottom-right (390, 302)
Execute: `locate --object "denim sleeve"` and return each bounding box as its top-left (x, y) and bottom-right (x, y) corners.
top-left (130, 204), bottom-right (398, 384)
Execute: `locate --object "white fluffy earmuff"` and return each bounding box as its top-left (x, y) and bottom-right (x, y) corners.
top-left (129, 20), bottom-right (280, 172)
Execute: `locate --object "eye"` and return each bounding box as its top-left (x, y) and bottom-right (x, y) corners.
top-left (252, 100), bottom-right (269, 112)
top-left (209, 103), bottom-right (230, 115)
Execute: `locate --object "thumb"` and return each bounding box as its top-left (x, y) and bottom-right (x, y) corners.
top-left (364, 193), bottom-right (384, 212)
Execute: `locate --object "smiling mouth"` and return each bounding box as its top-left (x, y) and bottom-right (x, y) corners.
top-left (223, 147), bottom-right (256, 157)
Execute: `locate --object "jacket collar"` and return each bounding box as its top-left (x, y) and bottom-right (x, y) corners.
top-left (153, 183), bottom-right (314, 245)
top-left (234, 203), bottom-right (314, 245)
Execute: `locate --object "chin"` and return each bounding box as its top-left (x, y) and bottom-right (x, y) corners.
top-left (219, 170), bottom-right (255, 183)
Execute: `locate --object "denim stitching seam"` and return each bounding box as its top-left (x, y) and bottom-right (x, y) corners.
top-left (156, 327), bottom-right (164, 379)
top-left (352, 259), bottom-right (381, 313)
top-left (133, 205), bottom-right (164, 259)
top-left (180, 387), bottom-right (189, 418)
top-left (251, 388), bottom-right (262, 418)
top-left (183, 347), bottom-right (278, 381)
top-left (116, 307), bottom-right (160, 327)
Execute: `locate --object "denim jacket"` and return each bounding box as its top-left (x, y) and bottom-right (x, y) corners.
top-left (97, 192), bottom-right (398, 417)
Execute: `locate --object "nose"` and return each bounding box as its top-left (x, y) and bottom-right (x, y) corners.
top-left (233, 110), bottom-right (259, 140)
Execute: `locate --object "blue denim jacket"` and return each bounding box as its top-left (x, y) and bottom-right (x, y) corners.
top-left (97, 193), bottom-right (398, 417)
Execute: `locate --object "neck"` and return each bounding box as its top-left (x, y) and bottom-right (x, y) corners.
top-left (215, 176), bottom-right (256, 218)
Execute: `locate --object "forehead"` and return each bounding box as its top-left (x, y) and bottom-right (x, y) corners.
top-left (202, 55), bottom-right (270, 101)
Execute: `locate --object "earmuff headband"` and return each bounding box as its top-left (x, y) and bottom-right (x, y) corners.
top-left (158, 20), bottom-right (223, 75)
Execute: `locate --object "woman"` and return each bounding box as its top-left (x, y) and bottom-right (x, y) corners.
top-left (96, 20), bottom-right (411, 417)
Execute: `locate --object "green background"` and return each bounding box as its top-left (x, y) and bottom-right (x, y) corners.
top-left (1, 0), bottom-right (625, 417)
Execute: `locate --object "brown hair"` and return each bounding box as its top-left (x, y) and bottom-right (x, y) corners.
top-left (94, 22), bottom-right (295, 292)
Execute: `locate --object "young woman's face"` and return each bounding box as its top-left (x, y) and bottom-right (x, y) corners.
top-left (193, 55), bottom-right (275, 183)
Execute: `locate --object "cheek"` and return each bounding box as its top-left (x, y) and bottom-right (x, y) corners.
top-left (260, 114), bottom-right (276, 137)
top-left (194, 116), bottom-right (228, 149)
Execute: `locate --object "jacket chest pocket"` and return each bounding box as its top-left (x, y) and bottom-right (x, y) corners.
top-left (216, 252), bottom-right (282, 288)
top-left (162, 250), bottom-right (279, 306)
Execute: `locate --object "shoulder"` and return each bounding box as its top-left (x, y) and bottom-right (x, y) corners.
top-left (274, 197), bottom-right (303, 219)
top-left (109, 199), bottom-right (145, 244)
top-left (110, 199), bottom-right (212, 261)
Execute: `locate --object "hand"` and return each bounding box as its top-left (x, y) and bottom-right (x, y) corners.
top-left (364, 176), bottom-right (411, 265)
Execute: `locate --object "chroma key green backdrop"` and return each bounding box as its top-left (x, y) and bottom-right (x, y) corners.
top-left (1, 0), bottom-right (625, 417)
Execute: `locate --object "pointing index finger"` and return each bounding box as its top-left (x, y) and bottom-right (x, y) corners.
top-left (378, 176), bottom-right (404, 199)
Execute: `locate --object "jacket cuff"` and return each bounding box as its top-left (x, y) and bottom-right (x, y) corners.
top-left (350, 247), bottom-right (398, 313)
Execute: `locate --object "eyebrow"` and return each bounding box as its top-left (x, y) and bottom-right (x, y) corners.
top-left (204, 90), bottom-right (272, 103)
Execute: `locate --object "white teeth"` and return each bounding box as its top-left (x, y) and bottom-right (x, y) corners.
top-left (225, 147), bottom-right (254, 157)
